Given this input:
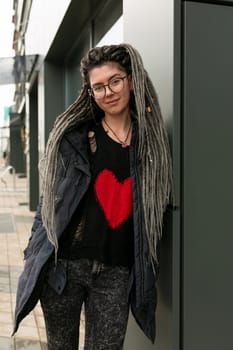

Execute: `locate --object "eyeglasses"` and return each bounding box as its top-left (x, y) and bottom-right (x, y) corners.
top-left (88, 75), bottom-right (128, 100)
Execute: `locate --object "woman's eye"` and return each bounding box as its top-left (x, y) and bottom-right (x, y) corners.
top-left (111, 79), bottom-right (121, 86)
top-left (94, 85), bottom-right (103, 92)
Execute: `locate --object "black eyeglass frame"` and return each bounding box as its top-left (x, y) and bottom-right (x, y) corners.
top-left (88, 75), bottom-right (128, 99)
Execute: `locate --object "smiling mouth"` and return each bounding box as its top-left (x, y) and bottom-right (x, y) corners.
top-left (106, 99), bottom-right (119, 105)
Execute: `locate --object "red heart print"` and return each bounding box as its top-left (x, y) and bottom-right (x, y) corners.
top-left (94, 169), bottom-right (132, 229)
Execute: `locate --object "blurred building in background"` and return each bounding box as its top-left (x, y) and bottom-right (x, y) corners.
top-left (8, 1), bottom-right (233, 350)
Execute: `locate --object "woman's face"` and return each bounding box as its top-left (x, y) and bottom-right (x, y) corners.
top-left (88, 62), bottom-right (132, 118)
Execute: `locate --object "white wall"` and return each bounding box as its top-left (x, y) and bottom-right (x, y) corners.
top-left (97, 16), bottom-right (123, 46)
top-left (123, 1), bottom-right (174, 349)
top-left (123, 0), bottom-right (174, 123)
top-left (25, 0), bottom-right (71, 56)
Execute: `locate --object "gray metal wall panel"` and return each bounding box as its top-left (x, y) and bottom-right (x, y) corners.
top-left (183, 2), bottom-right (233, 349)
top-left (28, 80), bottom-right (39, 211)
top-left (9, 113), bottom-right (26, 174)
top-left (44, 62), bottom-right (65, 143)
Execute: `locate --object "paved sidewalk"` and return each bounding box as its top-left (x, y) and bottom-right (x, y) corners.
top-left (0, 167), bottom-right (84, 349)
top-left (0, 168), bottom-right (47, 350)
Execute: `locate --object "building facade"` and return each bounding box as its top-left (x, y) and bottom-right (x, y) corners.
top-left (12, 0), bottom-right (233, 349)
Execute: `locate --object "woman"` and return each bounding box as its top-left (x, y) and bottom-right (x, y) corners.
top-left (13, 44), bottom-right (172, 349)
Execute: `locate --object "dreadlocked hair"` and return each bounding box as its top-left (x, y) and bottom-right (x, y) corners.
top-left (40, 43), bottom-right (172, 265)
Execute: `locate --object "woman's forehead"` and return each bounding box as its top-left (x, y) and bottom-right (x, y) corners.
top-left (88, 62), bottom-right (125, 85)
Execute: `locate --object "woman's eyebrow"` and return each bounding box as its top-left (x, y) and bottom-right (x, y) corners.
top-left (92, 73), bottom-right (122, 86)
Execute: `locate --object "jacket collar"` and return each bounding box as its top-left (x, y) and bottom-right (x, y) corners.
top-left (62, 122), bottom-right (89, 163)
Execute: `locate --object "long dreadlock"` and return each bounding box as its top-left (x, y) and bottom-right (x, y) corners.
top-left (40, 43), bottom-right (173, 265)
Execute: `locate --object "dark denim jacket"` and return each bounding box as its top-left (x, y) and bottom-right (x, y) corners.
top-left (13, 121), bottom-right (158, 343)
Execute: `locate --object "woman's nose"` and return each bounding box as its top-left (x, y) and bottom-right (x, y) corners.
top-left (105, 85), bottom-right (114, 96)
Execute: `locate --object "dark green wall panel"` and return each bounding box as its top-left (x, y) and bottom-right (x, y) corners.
top-left (183, 2), bottom-right (233, 349)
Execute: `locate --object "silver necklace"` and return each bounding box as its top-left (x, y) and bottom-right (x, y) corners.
top-left (103, 118), bottom-right (132, 148)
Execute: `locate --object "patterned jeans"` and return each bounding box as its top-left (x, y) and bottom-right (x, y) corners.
top-left (40, 259), bottom-right (130, 350)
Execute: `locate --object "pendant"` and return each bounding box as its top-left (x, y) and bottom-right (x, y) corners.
top-left (121, 143), bottom-right (128, 148)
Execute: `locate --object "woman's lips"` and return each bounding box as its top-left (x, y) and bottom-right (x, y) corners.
top-left (106, 99), bottom-right (119, 105)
